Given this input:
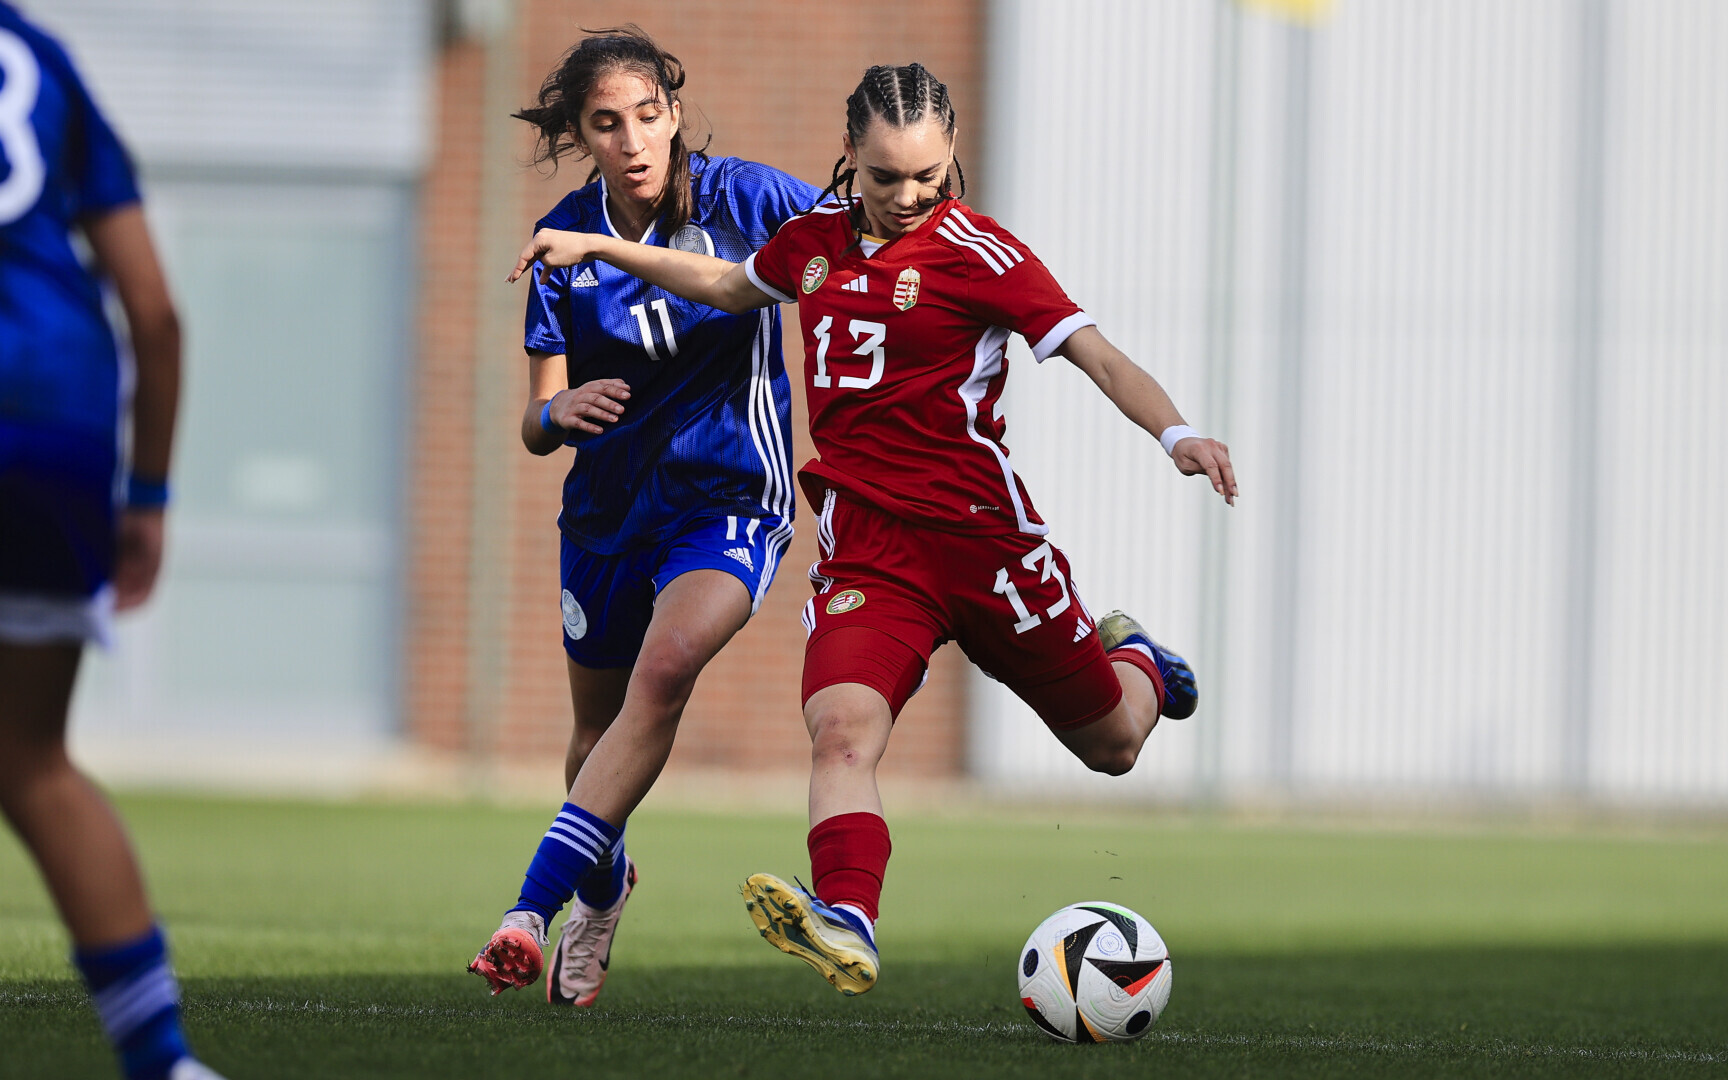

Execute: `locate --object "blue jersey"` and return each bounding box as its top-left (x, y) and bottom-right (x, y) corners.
top-left (0, 3), bottom-right (140, 439)
top-left (525, 155), bottom-right (818, 555)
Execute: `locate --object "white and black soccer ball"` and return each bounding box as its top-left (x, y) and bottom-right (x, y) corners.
top-left (1017, 901), bottom-right (1172, 1043)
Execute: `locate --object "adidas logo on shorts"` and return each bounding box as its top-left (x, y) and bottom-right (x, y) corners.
top-left (572, 266), bottom-right (599, 288)
top-left (724, 546), bottom-right (755, 572)
top-left (1073, 618), bottom-right (1092, 643)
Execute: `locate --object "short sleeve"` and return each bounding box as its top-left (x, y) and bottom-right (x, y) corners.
top-left (744, 222), bottom-right (801, 305)
top-left (523, 263), bottom-right (570, 354)
top-left (945, 211), bottom-right (1094, 362)
top-left (722, 160), bottom-right (822, 245)
top-left (70, 90), bottom-right (139, 216)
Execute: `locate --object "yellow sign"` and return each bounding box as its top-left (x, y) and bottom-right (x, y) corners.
top-left (1237, 0), bottom-right (1336, 22)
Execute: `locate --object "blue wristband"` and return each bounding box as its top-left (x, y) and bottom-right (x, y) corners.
top-left (127, 475), bottom-right (170, 509)
top-left (540, 399), bottom-right (557, 433)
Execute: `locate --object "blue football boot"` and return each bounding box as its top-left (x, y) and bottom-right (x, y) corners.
top-left (741, 873), bottom-right (878, 995)
top-left (1097, 610), bottom-right (1198, 720)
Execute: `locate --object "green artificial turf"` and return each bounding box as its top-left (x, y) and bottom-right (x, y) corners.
top-left (2, 796), bottom-right (1725, 1078)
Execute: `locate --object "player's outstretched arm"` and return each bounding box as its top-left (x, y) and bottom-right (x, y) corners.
top-left (508, 228), bottom-right (774, 315)
top-left (1056, 325), bottom-right (1238, 505)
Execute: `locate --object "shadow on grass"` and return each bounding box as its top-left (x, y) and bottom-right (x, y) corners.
top-left (5, 944), bottom-right (1725, 1080)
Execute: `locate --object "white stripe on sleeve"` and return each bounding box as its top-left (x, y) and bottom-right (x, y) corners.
top-left (1030, 312), bottom-right (1099, 363)
top-left (744, 252), bottom-right (797, 304)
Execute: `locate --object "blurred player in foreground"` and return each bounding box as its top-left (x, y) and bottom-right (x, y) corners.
top-left (467, 27), bottom-right (817, 1005)
top-left (0, 5), bottom-right (222, 1077)
top-left (512, 61), bottom-right (1236, 996)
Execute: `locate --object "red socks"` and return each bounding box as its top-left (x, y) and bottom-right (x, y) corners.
top-left (807, 811), bottom-right (892, 922)
top-left (1107, 645), bottom-right (1167, 716)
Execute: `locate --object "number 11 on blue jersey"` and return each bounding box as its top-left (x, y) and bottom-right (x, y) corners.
top-left (629, 299), bottom-right (679, 362)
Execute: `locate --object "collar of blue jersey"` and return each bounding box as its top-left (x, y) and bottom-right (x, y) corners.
top-left (598, 174), bottom-right (660, 246)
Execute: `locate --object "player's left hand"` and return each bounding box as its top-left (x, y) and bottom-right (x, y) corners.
top-left (508, 229), bottom-right (601, 284)
top-left (549, 379), bottom-right (632, 435)
top-left (114, 508), bottom-right (166, 611)
top-left (1172, 437), bottom-right (1238, 506)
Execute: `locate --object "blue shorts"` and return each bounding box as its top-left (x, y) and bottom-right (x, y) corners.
top-left (560, 512), bottom-right (792, 668)
top-left (0, 420), bottom-right (119, 645)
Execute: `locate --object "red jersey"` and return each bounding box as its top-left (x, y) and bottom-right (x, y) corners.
top-left (745, 198), bottom-right (1095, 536)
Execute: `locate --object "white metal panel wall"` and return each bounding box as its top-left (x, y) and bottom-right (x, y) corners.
top-left (25, 0), bottom-right (431, 173)
top-left (977, 0), bottom-right (1728, 805)
top-left (1293, 2), bottom-right (1573, 794)
top-left (1592, 2), bottom-right (1728, 801)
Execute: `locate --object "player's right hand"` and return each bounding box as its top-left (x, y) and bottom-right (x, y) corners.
top-left (113, 509), bottom-right (166, 611)
top-left (1172, 437), bottom-right (1238, 506)
top-left (509, 228), bottom-right (602, 284)
top-left (548, 379), bottom-right (632, 434)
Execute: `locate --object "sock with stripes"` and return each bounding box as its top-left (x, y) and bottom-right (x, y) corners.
top-left (510, 802), bottom-right (620, 924)
top-left (808, 811), bottom-right (892, 924)
top-left (73, 924), bottom-right (191, 1080)
top-left (575, 824), bottom-right (628, 910)
top-left (1106, 643), bottom-right (1166, 715)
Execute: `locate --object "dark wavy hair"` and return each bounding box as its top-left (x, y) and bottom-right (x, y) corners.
top-left (811, 62), bottom-right (966, 231)
top-left (514, 25), bottom-right (708, 237)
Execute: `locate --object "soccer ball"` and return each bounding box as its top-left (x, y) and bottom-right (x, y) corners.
top-left (1017, 902), bottom-right (1172, 1043)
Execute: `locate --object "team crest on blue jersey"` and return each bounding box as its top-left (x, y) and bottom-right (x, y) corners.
top-left (802, 257), bottom-right (830, 294)
top-left (670, 224), bottom-right (715, 255)
top-left (894, 267), bottom-right (922, 311)
top-left (826, 589), bottom-right (866, 614)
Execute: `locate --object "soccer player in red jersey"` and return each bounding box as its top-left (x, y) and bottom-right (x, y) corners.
top-left (510, 63), bottom-right (1236, 996)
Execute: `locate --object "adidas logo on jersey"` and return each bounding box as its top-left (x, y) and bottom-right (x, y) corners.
top-left (1073, 618), bottom-right (1094, 643)
top-left (572, 266), bottom-right (599, 288)
top-left (724, 546), bottom-right (755, 572)
top-left (841, 275), bottom-right (868, 293)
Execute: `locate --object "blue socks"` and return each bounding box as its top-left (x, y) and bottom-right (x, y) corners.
top-left (73, 925), bottom-right (190, 1080)
top-left (576, 824), bottom-right (628, 910)
top-left (511, 802), bottom-right (621, 924)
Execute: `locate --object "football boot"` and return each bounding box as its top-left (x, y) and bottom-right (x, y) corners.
top-left (740, 873), bottom-right (878, 996)
top-left (1097, 610), bottom-right (1198, 720)
top-left (169, 1059), bottom-right (228, 1080)
top-left (547, 858), bottom-right (638, 1007)
top-left (467, 909), bottom-right (546, 996)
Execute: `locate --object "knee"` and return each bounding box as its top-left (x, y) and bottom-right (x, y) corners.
top-left (629, 635), bottom-right (706, 710)
top-left (0, 738), bottom-right (70, 803)
top-left (1079, 740), bottom-right (1140, 777)
top-left (807, 707), bottom-right (884, 772)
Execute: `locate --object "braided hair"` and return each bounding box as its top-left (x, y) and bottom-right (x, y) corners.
top-left (810, 63), bottom-right (966, 231)
top-left (514, 25), bottom-right (709, 237)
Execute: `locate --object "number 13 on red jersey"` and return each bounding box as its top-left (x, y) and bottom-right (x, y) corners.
top-left (993, 541), bottom-right (1073, 635)
top-left (811, 316), bottom-right (888, 390)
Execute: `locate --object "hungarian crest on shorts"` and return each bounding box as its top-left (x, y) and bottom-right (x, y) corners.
top-left (826, 589), bottom-right (866, 614)
top-left (801, 256), bottom-right (829, 294)
top-left (893, 267), bottom-right (921, 311)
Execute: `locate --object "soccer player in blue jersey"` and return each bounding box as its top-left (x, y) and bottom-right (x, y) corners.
top-left (0, 6), bottom-right (222, 1078)
top-left (466, 27), bottom-right (818, 1006)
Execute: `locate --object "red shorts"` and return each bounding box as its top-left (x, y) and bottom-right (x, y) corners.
top-left (799, 489), bottom-right (1123, 730)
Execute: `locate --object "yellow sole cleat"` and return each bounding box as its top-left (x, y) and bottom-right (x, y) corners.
top-left (741, 872), bottom-right (878, 996)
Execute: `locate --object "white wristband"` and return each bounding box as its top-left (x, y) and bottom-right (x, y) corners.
top-left (1159, 425), bottom-right (1202, 457)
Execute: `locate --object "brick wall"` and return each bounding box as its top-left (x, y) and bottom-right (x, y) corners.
top-left (406, 1), bottom-right (985, 779)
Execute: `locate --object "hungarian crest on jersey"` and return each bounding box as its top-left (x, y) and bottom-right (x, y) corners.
top-left (893, 267), bottom-right (922, 311)
top-left (801, 257), bottom-right (829, 294)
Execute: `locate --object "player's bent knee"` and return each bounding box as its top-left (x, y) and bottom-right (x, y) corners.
top-left (628, 642), bottom-right (707, 708)
top-left (0, 743), bottom-right (73, 802)
top-left (807, 711), bottom-right (886, 771)
top-left (1080, 741), bottom-right (1140, 777)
